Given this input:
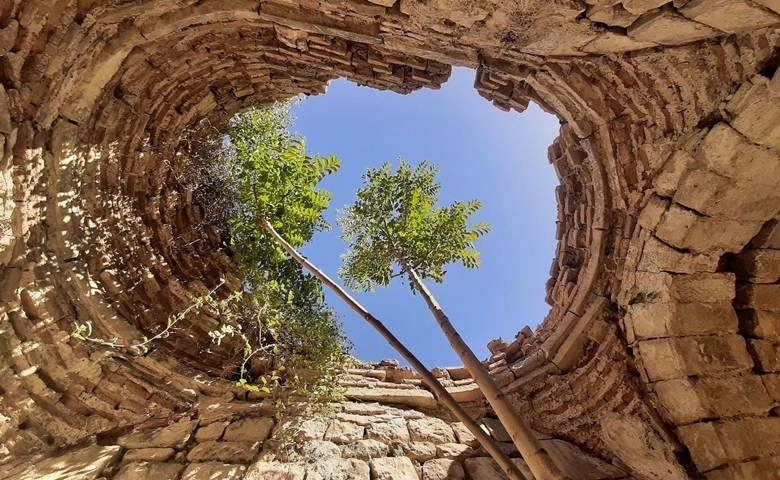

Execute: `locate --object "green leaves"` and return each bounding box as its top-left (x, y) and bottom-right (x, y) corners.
top-left (338, 159), bottom-right (490, 292)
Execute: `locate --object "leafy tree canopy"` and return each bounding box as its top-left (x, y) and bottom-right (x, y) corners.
top-left (337, 159), bottom-right (490, 292)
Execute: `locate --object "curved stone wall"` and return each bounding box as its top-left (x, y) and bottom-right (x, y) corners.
top-left (1, 1), bottom-right (780, 478)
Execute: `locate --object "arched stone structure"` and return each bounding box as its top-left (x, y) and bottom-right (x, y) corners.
top-left (1, 1), bottom-right (780, 478)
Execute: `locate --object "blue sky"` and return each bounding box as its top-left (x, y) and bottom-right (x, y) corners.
top-left (293, 67), bottom-right (560, 368)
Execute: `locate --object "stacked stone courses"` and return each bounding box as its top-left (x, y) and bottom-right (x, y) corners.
top-left (1, 0), bottom-right (780, 479)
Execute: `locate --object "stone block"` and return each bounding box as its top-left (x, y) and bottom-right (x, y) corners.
top-left (754, 0), bottom-right (780, 15)
top-left (398, 441), bottom-right (437, 462)
top-left (244, 461), bottom-right (306, 480)
top-left (181, 463), bottom-right (247, 480)
top-left (638, 335), bottom-right (753, 381)
top-left (739, 309), bottom-right (780, 341)
top-left (223, 417), bottom-right (275, 442)
top-left (275, 417), bottom-right (328, 442)
top-left (451, 422), bottom-right (480, 448)
top-left (632, 272), bottom-right (735, 304)
top-left (750, 220), bottom-right (780, 249)
top-left (637, 236), bottom-right (720, 273)
top-left (706, 457), bottom-right (780, 480)
top-left (298, 440), bottom-right (341, 460)
top-left (463, 457), bottom-right (533, 480)
top-left (654, 150), bottom-right (693, 197)
top-left (627, 302), bottom-right (738, 340)
top-left (340, 439), bottom-right (389, 460)
top-left (736, 284), bottom-right (780, 311)
top-left (114, 462), bottom-right (184, 480)
top-left (186, 441), bottom-right (259, 463)
top-left (654, 378), bottom-right (709, 425)
top-left (762, 373), bottom-right (780, 401)
top-left (681, 0), bottom-right (780, 32)
top-left (656, 203), bottom-right (762, 252)
top-left (118, 418), bottom-right (197, 449)
top-left (621, 0), bottom-right (667, 14)
top-left (726, 79), bottom-right (780, 151)
top-left (306, 458), bottom-right (369, 480)
top-left (673, 167), bottom-right (780, 222)
top-left (480, 418), bottom-right (511, 443)
top-left (734, 249), bottom-right (780, 280)
top-left (123, 447), bottom-right (175, 462)
top-left (659, 373), bottom-right (774, 423)
top-left (195, 420), bottom-right (228, 441)
top-left (408, 417), bottom-right (456, 443)
top-left (435, 443), bottom-right (479, 459)
top-left (324, 420), bottom-right (364, 444)
top-left (540, 438), bottom-right (628, 479)
top-left (627, 10), bottom-right (719, 45)
top-left (370, 457), bottom-right (418, 480)
top-left (33, 444), bottom-right (122, 479)
top-left (698, 123), bottom-right (780, 187)
top-left (717, 417), bottom-right (780, 462)
top-left (587, 4), bottom-right (639, 27)
top-left (677, 422), bottom-right (728, 472)
top-left (423, 459), bottom-right (465, 480)
top-left (365, 418), bottom-right (410, 443)
top-left (747, 339), bottom-right (780, 372)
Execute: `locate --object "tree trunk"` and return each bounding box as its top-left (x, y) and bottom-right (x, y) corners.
top-left (258, 217), bottom-right (527, 480)
top-left (402, 264), bottom-right (570, 480)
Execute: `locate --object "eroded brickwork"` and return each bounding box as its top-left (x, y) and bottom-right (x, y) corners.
top-left (1, 1), bottom-right (780, 479)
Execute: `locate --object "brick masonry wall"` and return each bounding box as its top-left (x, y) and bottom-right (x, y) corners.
top-left (1, 1), bottom-right (780, 479)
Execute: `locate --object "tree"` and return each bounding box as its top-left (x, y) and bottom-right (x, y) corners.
top-left (184, 102), bottom-right (351, 397)
top-left (338, 160), bottom-right (568, 480)
top-left (239, 107), bottom-right (527, 479)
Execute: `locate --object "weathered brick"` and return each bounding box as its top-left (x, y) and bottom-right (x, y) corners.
top-left (681, 0), bottom-right (780, 33)
top-left (747, 339), bottom-right (780, 372)
top-left (717, 417), bottom-right (780, 462)
top-left (638, 335), bottom-right (753, 381)
top-left (698, 123), bottom-right (780, 187)
top-left (738, 309), bottom-right (780, 341)
top-left (733, 249), bottom-right (780, 280)
top-left (656, 203), bottom-right (763, 252)
top-left (627, 10), bottom-right (719, 45)
top-left (627, 302), bottom-right (738, 340)
top-left (632, 272), bottom-right (735, 304)
top-left (678, 422), bottom-right (728, 472)
top-left (726, 79), bottom-right (780, 151)
top-left (736, 284), bottom-right (780, 311)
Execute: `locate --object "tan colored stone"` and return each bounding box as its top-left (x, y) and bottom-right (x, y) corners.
top-left (408, 417), bottom-right (456, 443)
top-left (739, 309), bottom-right (780, 341)
top-left (370, 457), bottom-right (418, 480)
top-left (463, 457), bottom-right (534, 480)
top-left (638, 335), bottom-right (753, 381)
top-left (627, 10), bottom-right (720, 45)
top-left (399, 441), bottom-right (437, 462)
top-left (223, 417), bottom-right (275, 442)
top-left (118, 418), bottom-right (197, 449)
top-left (726, 79), bottom-right (780, 151)
top-left (747, 339), bottom-right (780, 372)
top-left (186, 441), bottom-right (260, 463)
top-left (632, 272), bottom-right (735, 304)
top-left (637, 236), bottom-right (720, 273)
top-left (451, 422), bottom-right (480, 448)
top-left (436, 443), bottom-right (478, 459)
top-left (698, 123), bottom-right (780, 187)
top-left (736, 284), bottom-right (780, 311)
top-left (123, 447), bottom-right (175, 462)
top-left (656, 203), bottom-right (762, 252)
top-left (678, 422), bottom-right (728, 472)
top-left (306, 458), bottom-right (370, 480)
top-left (621, 0), bottom-right (668, 15)
top-left (423, 459), bottom-right (465, 480)
top-left (244, 461), bottom-right (306, 480)
top-left (340, 439), bottom-right (389, 460)
top-left (324, 420), bottom-right (364, 444)
top-left (365, 418), bottom-right (410, 443)
top-left (114, 462), bottom-right (184, 480)
top-left (181, 462), bottom-right (247, 480)
top-left (195, 421), bottom-right (229, 441)
top-left (654, 378), bottom-right (709, 425)
top-left (31, 444), bottom-right (122, 480)
top-left (754, 0), bottom-right (780, 14)
top-left (734, 249), bottom-right (780, 280)
top-left (681, 0), bottom-right (780, 32)
top-left (626, 302), bottom-right (738, 340)
top-left (480, 418), bottom-right (511, 443)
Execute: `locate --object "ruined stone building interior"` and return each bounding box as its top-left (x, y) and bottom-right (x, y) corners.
top-left (1, 1), bottom-right (780, 479)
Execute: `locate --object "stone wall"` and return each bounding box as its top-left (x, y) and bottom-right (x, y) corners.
top-left (1, 1), bottom-right (780, 479)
